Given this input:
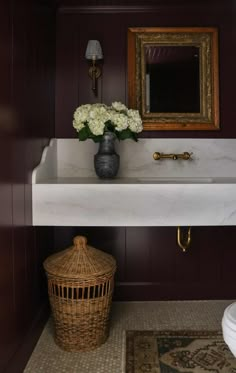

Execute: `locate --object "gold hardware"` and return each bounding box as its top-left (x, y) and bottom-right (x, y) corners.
top-left (88, 59), bottom-right (101, 92)
top-left (153, 152), bottom-right (192, 161)
top-left (177, 226), bottom-right (191, 252)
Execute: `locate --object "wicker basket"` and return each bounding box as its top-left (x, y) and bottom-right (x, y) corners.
top-left (43, 235), bottom-right (116, 352)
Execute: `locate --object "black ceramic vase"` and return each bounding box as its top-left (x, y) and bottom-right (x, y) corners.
top-left (94, 131), bottom-right (120, 178)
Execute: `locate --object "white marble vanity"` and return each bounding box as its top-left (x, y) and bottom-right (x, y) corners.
top-left (32, 138), bottom-right (236, 226)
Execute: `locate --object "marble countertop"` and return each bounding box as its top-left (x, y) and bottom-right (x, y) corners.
top-left (32, 139), bottom-right (236, 227)
top-left (32, 177), bottom-right (236, 226)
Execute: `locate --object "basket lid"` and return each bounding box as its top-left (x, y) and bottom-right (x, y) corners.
top-left (43, 236), bottom-right (116, 279)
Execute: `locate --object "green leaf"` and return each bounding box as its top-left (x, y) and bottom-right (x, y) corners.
top-left (105, 122), bottom-right (115, 132)
top-left (78, 126), bottom-right (89, 141)
top-left (92, 135), bottom-right (103, 143)
top-left (118, 128), bottom-right (137, 141)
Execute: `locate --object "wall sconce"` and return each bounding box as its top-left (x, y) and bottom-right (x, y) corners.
top-left (85, 40), bottom-right (103, 94)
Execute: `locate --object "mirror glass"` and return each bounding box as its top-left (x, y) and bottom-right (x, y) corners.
top-left (145, 46), bottom-right (200, 113)
top-left (128, 27), bottom-right (219, 131)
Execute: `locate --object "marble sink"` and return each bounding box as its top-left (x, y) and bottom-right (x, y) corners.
top-left (31, 139), bottom-right (236, 227)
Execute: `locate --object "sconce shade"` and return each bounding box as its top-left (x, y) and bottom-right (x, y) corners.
top-left (85, 40), bottom-right (103, 60)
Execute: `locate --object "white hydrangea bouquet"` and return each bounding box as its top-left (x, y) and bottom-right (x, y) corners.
top-left (73, 102), bottom-right (143, 142)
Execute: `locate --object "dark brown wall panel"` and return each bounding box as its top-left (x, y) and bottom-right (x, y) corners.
top-left (55, 14), bottom-right (79, 138)
top-left (55, 1), bottom-right (235, 138)
top-left (54, 226), bottom-right (236, 301)
top-left (0, 224), bottom-right (15, 372)
top-left (125, 228), bottom-right (151, 282)
top-left (0, 0), bottom-right (55, 372)
top-left (0, 1), bottom-right (15, 370)
top-left (117, 227), bottom-right (236, 301)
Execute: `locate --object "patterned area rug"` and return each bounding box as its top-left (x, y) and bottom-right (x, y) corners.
top-left (125, 330), bottom-right (236, 373)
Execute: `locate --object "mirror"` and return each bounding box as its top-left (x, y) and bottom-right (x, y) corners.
top-left (128, 27), bottom-right (219, 131)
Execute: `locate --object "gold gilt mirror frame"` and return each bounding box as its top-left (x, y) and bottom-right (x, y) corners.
top-left (128, 27), bottom-right (219, 131)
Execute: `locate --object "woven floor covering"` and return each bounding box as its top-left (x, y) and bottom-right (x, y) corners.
top-left (24, 300), bottom-right (234, 373)
top-left (125, 330), bottom-right (236, 373)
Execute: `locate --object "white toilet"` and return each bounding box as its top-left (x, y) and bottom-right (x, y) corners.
top-left (222, 302), bottom-right (236, 357)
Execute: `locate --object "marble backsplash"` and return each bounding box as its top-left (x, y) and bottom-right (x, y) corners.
top-left (55, 138), bottom-right (236, 179)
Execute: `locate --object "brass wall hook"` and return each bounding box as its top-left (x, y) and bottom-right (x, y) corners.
top-left (177, 226), bottom-right (191, 252)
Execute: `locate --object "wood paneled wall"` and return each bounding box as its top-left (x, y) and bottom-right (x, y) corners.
top-left (0, 1), bottom-right (55, 372)
top-left (54, 1), bottom-right (236, 302)
top-left (55, 0), bottom-right (235, 138)
top-left (54, 226), bottom-right (236, 301)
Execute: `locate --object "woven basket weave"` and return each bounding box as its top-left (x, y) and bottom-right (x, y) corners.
top-left (43, 235), bottom-right (116, 352)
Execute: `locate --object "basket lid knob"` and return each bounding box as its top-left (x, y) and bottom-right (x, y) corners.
top-left (73, 235), bottom-right (87, 250)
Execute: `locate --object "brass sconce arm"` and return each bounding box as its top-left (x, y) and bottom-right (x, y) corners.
top-left (153, 152), bottom-right (192, 160)
top-left (88, 59), bottom-right (101, 92)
